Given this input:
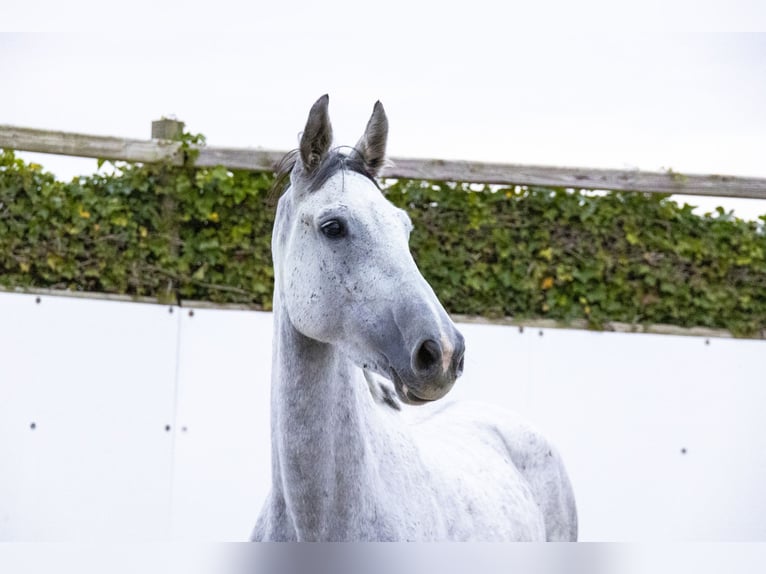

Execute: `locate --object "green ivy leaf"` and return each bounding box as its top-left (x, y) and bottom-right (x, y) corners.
top-left (2, 147), bottom-right (765, 336)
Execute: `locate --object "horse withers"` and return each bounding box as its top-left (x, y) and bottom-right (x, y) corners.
top-left (251, 95), bottom-right (577, 541)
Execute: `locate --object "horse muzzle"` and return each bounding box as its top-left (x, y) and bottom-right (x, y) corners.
top-left (391, 329), bottom-right (465, 405)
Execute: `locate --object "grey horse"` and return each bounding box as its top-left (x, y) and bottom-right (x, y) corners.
top-left (251, 95), bottom-right (577, 541)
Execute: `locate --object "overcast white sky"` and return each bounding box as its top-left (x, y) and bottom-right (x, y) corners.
top-left (1, 8), bottom-right (765, 219)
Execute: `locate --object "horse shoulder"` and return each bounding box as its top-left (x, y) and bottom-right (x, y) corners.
top-left (403, 402), bottom-right (539, 540)
top-left (432, 402), bottom-right (578, 541)
top-left (489, 410), bottom-right (578, 541)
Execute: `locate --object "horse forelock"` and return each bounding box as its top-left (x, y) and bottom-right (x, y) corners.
top-left (270, 148), bottom-right (381, 202)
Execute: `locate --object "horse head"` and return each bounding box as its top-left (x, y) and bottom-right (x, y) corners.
top-left (272, 94), bottom-right (465, 404)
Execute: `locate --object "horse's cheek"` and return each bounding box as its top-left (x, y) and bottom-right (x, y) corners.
top-left (284, 255), bottom-right (343, 342)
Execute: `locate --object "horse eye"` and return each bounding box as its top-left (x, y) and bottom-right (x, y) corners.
top-left (320, 219), bottom-right (346, 239)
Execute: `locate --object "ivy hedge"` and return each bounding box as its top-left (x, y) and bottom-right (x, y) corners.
top-left (1, 143), bottom-right (765, 336)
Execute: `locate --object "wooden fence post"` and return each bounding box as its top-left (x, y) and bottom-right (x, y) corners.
top-left (151, 118), bottom-right (185, 304)
top-left (151, 118), bottom-right (185, 141)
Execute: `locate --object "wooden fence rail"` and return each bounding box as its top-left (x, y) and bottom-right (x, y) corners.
top-left (2, 122), bottom-right (766, 200)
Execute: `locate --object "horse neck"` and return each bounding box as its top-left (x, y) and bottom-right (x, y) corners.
top-left (269, 295), bottom-right (380, 539)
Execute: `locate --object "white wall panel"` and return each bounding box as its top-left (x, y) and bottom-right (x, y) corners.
top-left (1, 291), bottom-right (764, 541)
top-left (455, 328), bottom-right (766, 541)
top-left (169, 307), bottom-right (272, 541)
top-left (0, 292), bottom-right (179, 541)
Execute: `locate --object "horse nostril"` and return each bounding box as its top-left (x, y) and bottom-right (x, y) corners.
top-left (414, 339), bottom-right (442, 374)
top-left (455, 352), bottom-right (465, 377)
top-left (452, 332), bottom-right (466, 377)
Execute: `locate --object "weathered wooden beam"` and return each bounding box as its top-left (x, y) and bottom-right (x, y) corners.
top-left (2, 123), bottom-right (766, 200)
top-left (0, 125), bottom-right (184, 165)
top-left (194, 147), bottom-right (286, 171)
top-left (384, 157), bottom-right (766, 200)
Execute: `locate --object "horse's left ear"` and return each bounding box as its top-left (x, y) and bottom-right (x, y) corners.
top-left (355, 101), bottom-right (388, 177)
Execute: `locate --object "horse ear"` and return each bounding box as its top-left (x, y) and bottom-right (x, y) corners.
top-left (299, 94), bottom-right (333, 173)
top-left (355, 100), bottom-right (388, 177)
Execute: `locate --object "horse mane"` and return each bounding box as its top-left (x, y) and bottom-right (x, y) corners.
top-left (270, 147), bottom-right (381, 202)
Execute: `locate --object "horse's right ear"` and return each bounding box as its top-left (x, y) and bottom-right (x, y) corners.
top-left (299, 94), bottom-right (333, 173)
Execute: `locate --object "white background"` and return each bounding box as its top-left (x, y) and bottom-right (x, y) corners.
top-left (1, 291), bottom-right (764, 542)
